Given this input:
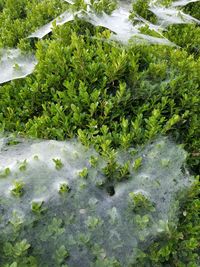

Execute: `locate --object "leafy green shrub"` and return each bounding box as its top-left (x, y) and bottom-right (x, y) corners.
top-left (0, 0), bottom-right (199, 266)
top-left (0, 0), bottom-right (69, 48)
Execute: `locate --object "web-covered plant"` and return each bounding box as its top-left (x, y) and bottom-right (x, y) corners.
top-left (0, 0), bottom-right (200, 84)
top-left (0, 137), bottom-right (193, 266)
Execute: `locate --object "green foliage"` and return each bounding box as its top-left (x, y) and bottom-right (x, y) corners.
top-left (134, 214), bottom-right (150, 229)
top-left (11, 180), bottom-right (25, 197)
top-left (86, 216), bottom-right (102, 230)
top-left (3, 239), bottom-right (30, 258)
top-left (133, 157), bottom-right (142, 171)
top-left (0, 0), bottom-right (199, 266)
top-left (183, 1), bottom-right (200, 20)
top-left (0, 167), bottom-right (11, 178)
top-left (91, 0), bottom-right (118, 15)
top-left (129, 192), bottom-right (155, 212)
top-left (19, 160), bottom-right (27, 172)
top-left (131, 0), bottom-right (157, 23)
top-left (31, 200), bottom-right (45, 214)
top-left (0, 0), bottom-right (68, 48)
top-left (2, 239), bottom-right (36, 267)
top-left (59, 182), bottom-right (70, 193)
top-left (53, 158), bottom-right (64, 170)
top-left (55, 245), bottom-right (69, 264)
top-left (79, 167), bottom-right (88, 178)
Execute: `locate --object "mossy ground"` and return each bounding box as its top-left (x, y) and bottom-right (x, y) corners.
top-left (0, 0), bottom-right (199, 266)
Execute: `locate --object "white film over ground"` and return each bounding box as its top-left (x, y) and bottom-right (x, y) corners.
top-left (0, 137), bottom-right (194, 266)
top-left (0, 49), bottom-right (37, 84)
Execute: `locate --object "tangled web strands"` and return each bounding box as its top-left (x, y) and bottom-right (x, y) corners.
top-left (0, 137), bottom-right (193, 266)
top-left (0, 49), bottom-right (37, 84)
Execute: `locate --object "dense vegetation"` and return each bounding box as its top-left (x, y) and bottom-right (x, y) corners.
top-left (0, 0), bottom-right (199, 266)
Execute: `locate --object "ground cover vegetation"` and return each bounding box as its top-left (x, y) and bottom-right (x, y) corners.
top-left (0, 137), bottom-right (193, 267)
top-left (0, 0), bottom-right (199, 266)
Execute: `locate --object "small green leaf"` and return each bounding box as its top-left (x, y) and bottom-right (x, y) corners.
top-left (55, 245), bottom-right (69, 264)
top-left (86, 216), bottom-right (102, 230)
top-left (133, 157), bottom-right (142, 171)
top-left (53, 158), bottom-right (64, 170)
top-left (129, 192), bottom-right (155, 212)
top-left (79, 167), bottom-right (88, 178)
top-left (19, 160), bottom-right (27, 172)
top-left (59, 182), bottom-right (70, 194)
top-left (11, 180), bottom-right (25, 197)
top-left (0, 167), bottom-right (11, 178)
top-left (31, 200), bottom-right (45, 214)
